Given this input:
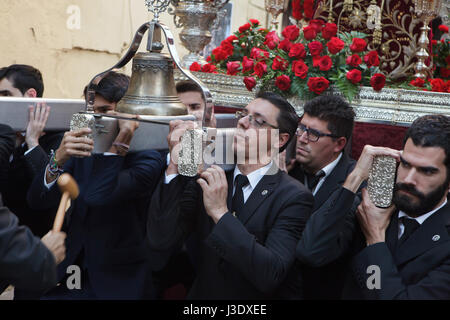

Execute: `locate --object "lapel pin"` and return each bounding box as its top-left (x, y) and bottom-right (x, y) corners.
top-left (261, 190), bottom-right (268, 196)
top-left (432, 235), bottom-right (440, 242)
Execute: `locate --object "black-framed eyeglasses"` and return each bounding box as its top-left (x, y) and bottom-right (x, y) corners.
top-left (296, 123), bottom-right (340, 142)
top-left (235, 110), bottom-right (278, 129)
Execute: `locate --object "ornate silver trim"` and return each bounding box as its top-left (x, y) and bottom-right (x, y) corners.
top-left (175, 71), bottom-right (450, 125)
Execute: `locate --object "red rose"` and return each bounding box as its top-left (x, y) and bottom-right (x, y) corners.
top-left (346, 69), bottom-right (362, 84)
top-left (282, 25), bottom-right (300, 41)
top-left (250, 47), bottom-right (269, 60)
top-left (446, 80), bottom-right (450, 93)
top-left (309, 19), bottom-right (325, 33)
top-left (446, 55), bottom-right (450, 65)
top-left (254, 61), bottom-right (268, 78)
top-left (292, 60), bottom-right (309, 79)
top-left (278, 39), bottom-right (293, 52)
top-left (226, 61), bottom-right (240, 76)
top-left (312, 56), bottom-right (321, 67)
top-left (303, 0), bottom-right (315, 19)
top-left (224, 35), bottom-right (238, 43)
top-left (430, 78), bottom-right (446, 92)
top-left (242, 56), bottom-right (254, 73)
top-left (264, 31), bottom-right (280, 50)
top-left (318, 55), bottom-right (333, 71)
top-left (275, 75), bottom-right (291, 91)
top-left (410, 78), bottom-right (425, 87)
top-left (307, 77), bottom-right (330, 94)
top-left (438, 24), bottom-right (449, 33)
top-left (239, 23), bottom-right (251, 33)
top-left (189, 62), bottom-right (202, 72)
top-left (201, 63), bottom-right (217, 73)
top-left (350, 38), bottom-right (367, 52)
top-left (432, 39), bottom-right (438, 46)
top-left (303, 25), bottom-right (317, 40)
top-left (289, 43), bottom-right (307, 59)
top-left (212, 47), bottom-right (228, 61)
top-left (243, 76), bottom-right (257, 91)
top-left (250, 19), bottom-right (260, 26)
top-left (364, 50), bottom-right (380, 67)
top-left (322, 23), bottom-right (337, 40)
top-left (272, 56), bottom-right (288, 71)
top-left (370, 73), bottom-right (386, 91)
top-left (346, 54), bottom-right (362, 67)
top-left (440, 67), bottom-right (450, 78)
top-left (326, 37), bottom-right (345, 54)
top-left (221, 41), bottom-right (234, 56)
top-left (206, 56), bottom-right (212, 62)
top-left (308, 41), bottom-right (323, 56)
top-left (292, 0), bottom-right (303, 20)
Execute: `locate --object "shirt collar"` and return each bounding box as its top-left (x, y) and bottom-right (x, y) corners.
top-left (320, 152), bottom-right (342, 178)
top-left (233, 161), bottom-right (273, 190)
top-left (398, 198), bottom-right (448, 225)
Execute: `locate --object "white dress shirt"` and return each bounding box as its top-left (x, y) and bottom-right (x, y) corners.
top-left (232, 161), bottom-right (273, 203)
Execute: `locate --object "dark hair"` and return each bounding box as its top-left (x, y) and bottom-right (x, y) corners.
top-left (404, 114), bottom-right (450, 181)
top-left (176, 80), bottom-right (203, 96)
top-left (83, 72), bottom-right (130, 103)
top-left (302, 95), bottom-right (355, 142)
top-left (0, 64), bottom-right (44, 97)
top-left (256, 91), bottom-right (299, 152)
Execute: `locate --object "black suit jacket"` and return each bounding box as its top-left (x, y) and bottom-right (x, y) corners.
top-left (344, 203), bottom-right (450, 299)
top-left (0, 194), bottom-right (57, 294)
top-left (0, 124), bottom-right (15, 193)
top-left (28, 151), bottom-right (164, 299)
top-left (287, 153), bottom-right (364, 299)
top-left (2, 132), bottom-right (63, 237)
top-left (147, 164), bottom-right (314, 299)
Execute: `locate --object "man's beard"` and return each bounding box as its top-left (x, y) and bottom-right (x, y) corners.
top-left (393, 181), bottom-right (449, 218)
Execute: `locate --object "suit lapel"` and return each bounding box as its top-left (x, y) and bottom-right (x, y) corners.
top-left (385, 212), bottom-right (399, 255)
top-left (226, 169), bottom-right (234, 211)
top-left (396, 203), bottom-right (450, 266)
top-left (313, 154), bottom-right (351, 211)
top-left (238, 164), bottom-right (280, 225)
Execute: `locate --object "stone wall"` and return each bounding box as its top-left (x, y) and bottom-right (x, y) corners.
top-left (0, 0), bottom-right (268, 99)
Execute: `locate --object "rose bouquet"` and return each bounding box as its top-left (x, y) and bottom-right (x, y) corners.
top-left (191, 19), bottom-right (385, 102)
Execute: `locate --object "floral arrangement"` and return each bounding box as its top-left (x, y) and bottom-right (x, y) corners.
top-left (190, 19), bottom-right (385, 102)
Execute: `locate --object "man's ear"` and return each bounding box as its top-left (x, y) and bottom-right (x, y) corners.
top-left (24, 88), bottom-right (37, 98)
top-left (333, 136), bottom-right (347, 153)
top-left (277, 132), bottom-right (290, 151)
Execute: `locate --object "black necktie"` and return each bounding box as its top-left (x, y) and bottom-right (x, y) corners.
top-left (398, 217), bottom-right (420, 247)
top-left (305, 170), bottom-right (325, 192)
top-left (232, 174), bottom-right (249, 216)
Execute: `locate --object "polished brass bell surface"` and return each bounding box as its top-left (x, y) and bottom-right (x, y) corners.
top-left (116, 52), bottom-right (187, 115)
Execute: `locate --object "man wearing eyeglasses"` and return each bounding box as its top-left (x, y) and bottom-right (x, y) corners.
top-left (147, 91), bottom-right (314, 299)
top-left (281, 94), bottom-right (362, 299)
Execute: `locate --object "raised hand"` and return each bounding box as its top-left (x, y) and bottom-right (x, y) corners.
top-left (25, 103), bottom-right (50, 149)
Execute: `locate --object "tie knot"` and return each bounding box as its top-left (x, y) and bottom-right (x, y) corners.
top-left (235, 174), bottom-right (249, 189)
top-left (400, 217), bottom-right (420, 230)
top-left (306, 170), bottom-right (325, 191)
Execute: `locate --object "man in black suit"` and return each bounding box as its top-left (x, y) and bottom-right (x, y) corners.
top-left (340, 115), bottom-right (450, 299)
top-left (147, 91), bottom-right (314, 299)
top-left (0, 64), bottom-right (63, 237)
top-left (27, 72), bottom-right (164, 299)
top-left (0, 128), bottom-right (66, 297)
top-left (281, 95), bottom-right (361, 299)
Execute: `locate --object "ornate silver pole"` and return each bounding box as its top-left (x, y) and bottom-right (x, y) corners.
top-left (413, 0), bottom-right (443, 80)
